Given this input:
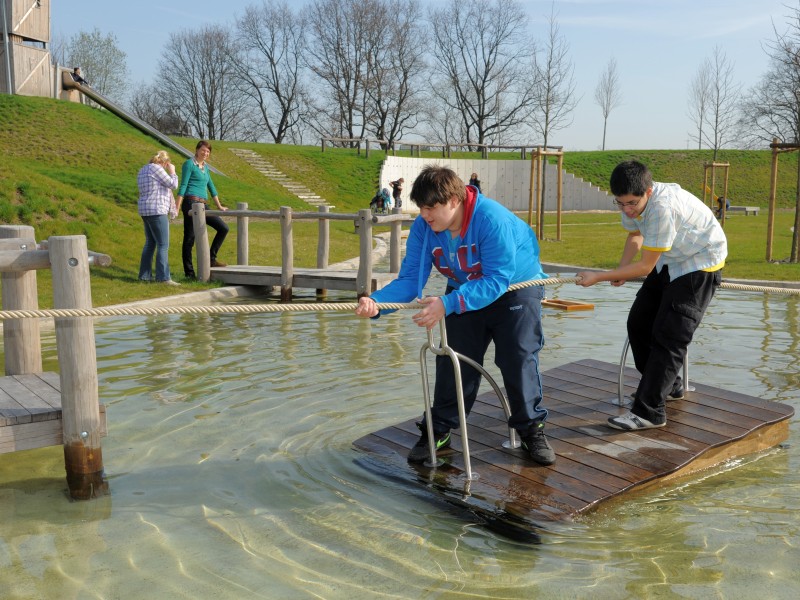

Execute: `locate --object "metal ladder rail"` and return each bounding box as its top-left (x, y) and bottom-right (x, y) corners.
top-left (617, 336), bottom-right (693, 404)
top-left (419, 320), bottom-right (519, 481)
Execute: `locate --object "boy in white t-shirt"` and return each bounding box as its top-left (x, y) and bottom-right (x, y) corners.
top-left (576, 160), bottom-right (727, 430)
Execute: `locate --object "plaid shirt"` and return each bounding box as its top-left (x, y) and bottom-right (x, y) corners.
top-left (137, 163), bottom-right (178, 216)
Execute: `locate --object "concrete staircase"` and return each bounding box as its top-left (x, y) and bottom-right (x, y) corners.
top-left (229, 148), bottom-right (328, 207)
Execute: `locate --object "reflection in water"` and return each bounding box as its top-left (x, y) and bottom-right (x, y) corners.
top-left (0, 283), bottom-right (799, 599)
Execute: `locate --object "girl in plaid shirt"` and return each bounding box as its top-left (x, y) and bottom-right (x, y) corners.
top-left (137, 151), bottom-right (180, 286)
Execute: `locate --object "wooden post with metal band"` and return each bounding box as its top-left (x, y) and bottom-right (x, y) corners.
top-left (49, 235), bottom-right (108, 499)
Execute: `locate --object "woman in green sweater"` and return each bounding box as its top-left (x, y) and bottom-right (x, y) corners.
top-left (177, 140), bottom-right (229, 278)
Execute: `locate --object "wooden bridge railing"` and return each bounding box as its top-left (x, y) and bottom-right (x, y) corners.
top-left (0, 225), bottom-right (112, 500)
top-left (191, 205), bottom-right (414, 300)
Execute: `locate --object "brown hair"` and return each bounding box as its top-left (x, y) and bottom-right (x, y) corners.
top-left (410, 165), bottom-right (465, 208)
top-left (195, 140), bottom-right (212, 152)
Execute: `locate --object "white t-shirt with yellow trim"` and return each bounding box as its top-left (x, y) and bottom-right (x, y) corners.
top-left (621, 182), bottom-right (727, 280)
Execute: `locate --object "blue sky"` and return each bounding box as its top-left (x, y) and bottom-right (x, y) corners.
top-left (53, 0), bottom-right (795, 150)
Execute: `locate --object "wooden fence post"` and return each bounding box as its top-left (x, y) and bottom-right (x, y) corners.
top-left (192, 203), bottom-right (211, 281)
top-left (390, 208), bottom-right (402, 273)
top-left (49, 235), bottom-right (107, 500)
top-left (317, 205), bottom-right (330, 297)
top-left (0, 225), bottom-right (42, 375)
top-left (237, 202), bottom-right (249, 266)
top-left (280, 206), bottom-right (294, 302)
top-left (356, 208), bottom-right (373, 297)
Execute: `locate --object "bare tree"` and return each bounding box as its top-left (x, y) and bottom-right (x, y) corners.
top-left (305, 0), bottom-right (377, 144)
top-left (701, 46), bottom-right (741, 160)
top-left (740, 4), bottom-right (800, 261)
top-left (593, 57), bottom-right (621, 151)
top-left (531, 5), bottom-right (578, 149)
top-left (428, 0), bottom-right (538, 146)
top-left (158, 25), bottom-right (248, 140)
top-left (65, 28), bottom-right (129, 101)
top-left (739, 8), bottom-right (800, 147)
top-left (129, 83), bottom-right (190, 136)
top-left (687, 59), bottom-right (712, 150)
top-left (364, 0), bottom-right (427, 148)
top-left (234, 0), bottom-right (309, 144)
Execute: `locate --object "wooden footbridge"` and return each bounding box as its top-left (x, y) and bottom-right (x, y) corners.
top-left (190, 204), bottom-right (413, 299)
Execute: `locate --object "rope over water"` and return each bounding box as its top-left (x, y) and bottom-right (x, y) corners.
top-left (0, 276), bottom-right (797, 320)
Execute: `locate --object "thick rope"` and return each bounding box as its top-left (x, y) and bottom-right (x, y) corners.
top-left (0, 276), bottom-right (796, 320)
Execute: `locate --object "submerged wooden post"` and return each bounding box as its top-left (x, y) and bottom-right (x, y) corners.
top-left (49, 235), bottom-right (107, 500)
top-left (192, 203), bottom-right (211, 281)
top-left (237, 202), bottom-right (249, 266)
top-left (356, 208), bottom-right (373, 298)
top-left (316, 205), bottom-right (330, 297)
top-left (280, 206), bottom-right (294, 302)
top-left (0, 225), bottom-right (42, 375)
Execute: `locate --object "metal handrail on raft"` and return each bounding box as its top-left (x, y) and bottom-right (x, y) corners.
top-left (617, 337), bottom-right (692, 405)
top-left (418, 320), bottom-right (520, 481)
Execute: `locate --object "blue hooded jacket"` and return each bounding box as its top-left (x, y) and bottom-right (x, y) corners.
top-left (371, 186), bottom-right (547, 315)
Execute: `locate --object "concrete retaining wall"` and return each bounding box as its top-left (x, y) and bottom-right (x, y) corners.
top-left (378, 156), bottom-right (611, 214)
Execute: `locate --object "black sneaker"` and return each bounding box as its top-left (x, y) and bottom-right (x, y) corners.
top-left (407, 422), bottom-right (451, 463)
top-left (520, 423), bottom-right (556, 465)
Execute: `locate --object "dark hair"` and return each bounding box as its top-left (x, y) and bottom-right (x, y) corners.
top-left (609, 160), bottom-right (652, 197)
top-left (410, 165), bottom-right (465, 208)
top-left (196, 140), bottom-right (212, 152)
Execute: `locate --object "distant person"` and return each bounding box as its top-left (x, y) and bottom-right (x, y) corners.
top-left (370, 187), bottom-right (392, 213)
top-left (389, 177), bottom-right (404, 210)
top-left (177, 140), bottom-right (229, 279)
top-left (469, 172), bottom-right (482, 192)
top-left (137, 151), bottom-right (180, 286)
top-left (355, 165), bottom-right (555, 466)
top-left (716, 196), bottom-right (731, 218)
top-left (576, 160), bottom-right (727, 431)
top-left (71, 67), bottom-right (89, 86)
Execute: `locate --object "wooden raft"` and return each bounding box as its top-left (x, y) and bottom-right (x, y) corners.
top-left (353, 359), bottom-right (794, 529)
top-left (0, 371), bottom-right (107, 454)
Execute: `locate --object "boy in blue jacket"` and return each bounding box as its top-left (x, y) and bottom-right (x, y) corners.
top-left (355, 165), bottom-right (555, 465)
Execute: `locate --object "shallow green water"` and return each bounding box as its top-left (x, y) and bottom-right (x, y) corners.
top-left (1, 280), bottom-right (798, 599)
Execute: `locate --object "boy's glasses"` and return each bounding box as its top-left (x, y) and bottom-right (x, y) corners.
top-left (613, 195), bottom-right (644, 209)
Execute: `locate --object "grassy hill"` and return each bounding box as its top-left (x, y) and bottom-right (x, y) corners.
top-left (1, 94), bottom-right (798, 308)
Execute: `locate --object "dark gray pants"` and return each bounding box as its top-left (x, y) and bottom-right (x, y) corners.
top-left (628, 266), bottom-right (722, 424)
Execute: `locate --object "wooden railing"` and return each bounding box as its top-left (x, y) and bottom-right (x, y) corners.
top-left (0, 225), bottom-right (111, 500)
top-left (191, 204), bottom-right (413, 300)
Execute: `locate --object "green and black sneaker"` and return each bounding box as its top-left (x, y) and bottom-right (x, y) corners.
top-left (407, 421), bottom-right (451, 463)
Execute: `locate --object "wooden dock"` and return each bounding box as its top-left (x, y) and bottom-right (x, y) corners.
top-left (353, 359), bottom-right (793, 533)
top-left (0, 372), bottom-right (107, 454)
top-left (209, 265), bottom-right (397, 292)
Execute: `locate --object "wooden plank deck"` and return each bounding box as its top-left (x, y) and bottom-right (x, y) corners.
top-left (0, 371), bottom-right (106, 454)
top-left (209, 265), bottom-right (397, 292)
top-left (353, 359), bottom-right (794, 532)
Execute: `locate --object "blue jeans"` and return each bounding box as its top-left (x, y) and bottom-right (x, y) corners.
top-left (138, 214), bottom-right (171, 282)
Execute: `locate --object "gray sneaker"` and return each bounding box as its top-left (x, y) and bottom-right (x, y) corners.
top-left (520, 423), bottom-right (556, 465)
top-left (608, 412), bottom-right (665, 430)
